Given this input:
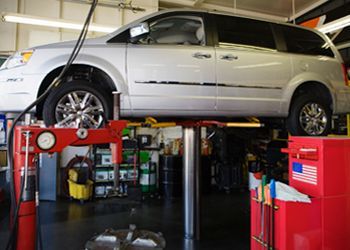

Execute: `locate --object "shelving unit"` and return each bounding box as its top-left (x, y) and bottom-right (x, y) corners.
top-left (121, 145), bottom-right (140, 190)
top-left (92, 143), bottom-right (140, 198)
top-left (92, 145), bottom-right (115, 198)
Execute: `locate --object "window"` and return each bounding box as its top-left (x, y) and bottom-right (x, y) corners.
top-left (280, 25), bottom-right (334, 57)
top-left (0, 57), bottom-right (7, 67)
top-left (214, 15), bottom-right (276, 50)
top-left (142, 16), bottom-right (205, 45)
top-left (107, 29), bottom-right (130, 43)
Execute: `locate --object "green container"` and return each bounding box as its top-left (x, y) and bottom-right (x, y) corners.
top-left (122, 128), bottom-right (131, 137)
top-left (139, 151), bottom-right (150, 164)
top-left (140, 162), bottom-right (156, 193)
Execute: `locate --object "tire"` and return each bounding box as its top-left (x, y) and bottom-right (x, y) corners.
top-left (286, 94), bottom-right (331, 136)
top-left (43, 80), bottom-right (112, 128)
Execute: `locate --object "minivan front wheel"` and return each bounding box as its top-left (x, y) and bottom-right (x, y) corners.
top-left (43, 80), bottom-right (111, 128)
top-left (287, 94), bottom-right (331, 136)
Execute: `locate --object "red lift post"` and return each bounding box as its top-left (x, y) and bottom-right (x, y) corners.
top-left (13, 120), bottom-right (127, 250)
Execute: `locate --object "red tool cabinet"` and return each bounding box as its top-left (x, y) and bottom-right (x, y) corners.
top-left (285, 137), bottom-right (350, 197)
top-left (251, 193), bottom-right (322, 250)
top-left (251, 136), bottom-right (350, 250)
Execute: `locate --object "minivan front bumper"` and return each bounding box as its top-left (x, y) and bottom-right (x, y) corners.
top-left (0, 67), bottom-right (44, 112)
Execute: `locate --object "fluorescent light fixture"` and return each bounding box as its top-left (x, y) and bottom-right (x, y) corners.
top-left (317, 15), bottom-right (350, 33)
top-left (1, 12), bottom-right (117, 33)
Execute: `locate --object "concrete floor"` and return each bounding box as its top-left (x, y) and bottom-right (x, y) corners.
top-left (0, 190), bottom-right (250, 250)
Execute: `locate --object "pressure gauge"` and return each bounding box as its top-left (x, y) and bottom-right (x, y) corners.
top-left (36, 131), bottom-right (56, 151)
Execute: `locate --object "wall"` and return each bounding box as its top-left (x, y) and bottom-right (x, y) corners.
top-left (0, 0), bottom-right (159, 52)
top-left (0, 0), bottom-right (18, 52)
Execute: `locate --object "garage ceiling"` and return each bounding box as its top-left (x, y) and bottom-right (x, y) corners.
top-left (159, 0), bottom-right (328, 21)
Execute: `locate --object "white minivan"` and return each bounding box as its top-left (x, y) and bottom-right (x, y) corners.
top-left (0, 9), bottom-right (349, 135)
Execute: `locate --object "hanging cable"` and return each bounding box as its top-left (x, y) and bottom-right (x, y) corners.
top-left (292, 0), bottom-right (296, 24)
top-left (6, 0), bottom-right (98, 249)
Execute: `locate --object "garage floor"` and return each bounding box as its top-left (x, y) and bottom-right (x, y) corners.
top-left (0, 190), bottom-right (250, 250)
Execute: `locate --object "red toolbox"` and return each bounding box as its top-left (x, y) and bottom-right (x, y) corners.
top-left (251, 190), bottom-right (322, 250)
top-left (282, 136), bottom-right (350, 197)
top-left (251, 136), bottom-right (350, 250)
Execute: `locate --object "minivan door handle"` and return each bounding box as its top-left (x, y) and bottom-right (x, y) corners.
top-left (220, 54), bottom-right (238, 61)
top-left (193, 52), bottom-right (212, 59)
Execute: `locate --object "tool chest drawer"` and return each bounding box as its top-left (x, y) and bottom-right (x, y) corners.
top-left (283, 136), bottom-right (350, 197)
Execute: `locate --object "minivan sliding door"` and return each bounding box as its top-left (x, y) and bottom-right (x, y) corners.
top-left (214, 14), bottom-right (291, 116)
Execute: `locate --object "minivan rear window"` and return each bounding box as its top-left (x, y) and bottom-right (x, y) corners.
top-left (214, 14), bottom-right (276, 50)
top-left (280, 25), bottom-right (334, 57)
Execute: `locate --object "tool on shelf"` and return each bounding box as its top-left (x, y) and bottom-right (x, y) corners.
top-left (270, 179), bottom-right (276, 250)
top-left (259, 175), bottom-right (267, 243)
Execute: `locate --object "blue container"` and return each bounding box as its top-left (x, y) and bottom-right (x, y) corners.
top-left (0, 114), bottom-right (6, 145)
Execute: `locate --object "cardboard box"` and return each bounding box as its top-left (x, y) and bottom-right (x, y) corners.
top-left (95, 186), bottom-right (105, 196)
top-left (0, 150), bottom-right (7, 167)
top-left (108, 170), bottom-right (114, 181)
top-left (95, 170), bottom-right (108, 181)
top-left (101, 154), bottom-right (112, 165)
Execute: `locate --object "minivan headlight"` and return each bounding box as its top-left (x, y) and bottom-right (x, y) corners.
top-left (1, 50), bottom-right (34, 70)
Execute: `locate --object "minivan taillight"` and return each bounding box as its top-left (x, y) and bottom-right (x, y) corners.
top-left (342, 64), bottom-right (349, 86)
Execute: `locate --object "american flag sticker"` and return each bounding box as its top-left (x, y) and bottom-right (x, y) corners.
top-left (292, 162), bottom-right (317, 185)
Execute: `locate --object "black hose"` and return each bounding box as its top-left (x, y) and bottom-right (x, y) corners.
top-left (5, 174), bottom-right (25, 250)
top-left (6, 1), bottom-right (98, 249)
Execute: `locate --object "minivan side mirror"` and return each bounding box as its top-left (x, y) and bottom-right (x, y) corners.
top-left (130, 22), bottom-right (150, 39)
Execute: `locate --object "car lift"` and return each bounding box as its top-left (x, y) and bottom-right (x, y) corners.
top-left (12, 120), bottom-right (127, 250)
top-left (10, 92), bottom-right (264, 249)
top-left (127, 118), bottom-right (263, 243)
top-left (11, 93), bottom-right (127, 249)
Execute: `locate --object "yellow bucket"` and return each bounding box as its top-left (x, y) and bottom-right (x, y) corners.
top-left (68, 169), bottom-right (79, 183)
top-left (68, 179), bottom-right (93, 201)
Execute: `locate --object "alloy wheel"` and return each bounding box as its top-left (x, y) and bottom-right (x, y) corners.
top-left (55, 91), bottom-right (105, 128)
top-left (299, 102), bottom-right (327, 136)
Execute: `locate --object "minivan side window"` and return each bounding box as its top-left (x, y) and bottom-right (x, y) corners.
top-left (214, 14), bottom-right (276, 50)
top-left (280, 25), bottom-right (334, 57)
top-left (139, 16), bottom-right (205, 45)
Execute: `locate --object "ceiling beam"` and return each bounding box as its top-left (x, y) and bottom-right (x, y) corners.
top-left (289, 0), bottom-right (328, 21)
top-left (159, 0), bottom-right (288, 22)
top-left (336, 42), bottom-right (350, 50)
top-left (194, 0), bottom-right (206, 7)
top-left (160, 0), bottom-right (194, 7)
top-left (201, 3), bottom-right (287, 21)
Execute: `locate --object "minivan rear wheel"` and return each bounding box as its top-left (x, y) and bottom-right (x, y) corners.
top-left (287, 94), bottom-right (331, 136)
top-left (43, 80), bottom-right (111, 128)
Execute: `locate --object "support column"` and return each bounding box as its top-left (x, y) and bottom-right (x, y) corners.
top-left (194, 126), bottom-right (201, 240)
top-left (183, 126), bottom-right (201, 240)
top-left (112, 91), bottom-right (121, 192)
